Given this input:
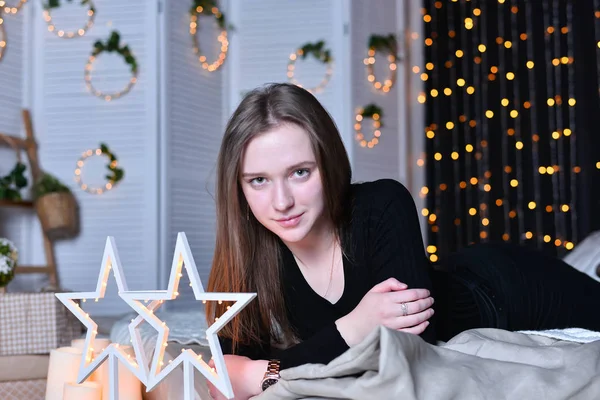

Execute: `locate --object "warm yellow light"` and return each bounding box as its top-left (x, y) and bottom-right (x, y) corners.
top-left (506, 72), bottom-right (515, 80)
top-left (426, 62), bottom-right (434, 70)
top-left (465, 144), bottom-right (474, 152)
top-left (510, 179), bottom-right (518, 187)
top-left (528, 201), bottom-right (536, 209)
top-left (543, 235), bottom-right (551, 243)
top-left (426, 245), bottom-right (437, 253)
top-left (525, 231), bottom-right (533, 239)
top-left (552, 131), bottom-right (561, 139)
top-left (561, 204), bottom-right (570, 212)
top-left (430, 254), bottom-right (438, 262)
top-left (431, 89), bottom-right (439, 97)
top-left (446, 122), bottom-right (455, 129)
top-left (547, 98), bottom-right (555, 106)
top-left (417, 94), bottom-right (426, 103)
top-left (482, 218), bottom-right (489, 226)
top-left (434, 152), bottom-right (442, 161)
top-left (470, 177), bottom-right (478, 185)
top-left (501, 98), bottom-right (509, 106)
top-left (510, 110), bottom-right (519, 118)
top-left (504, 41), bottom-right (512, 48)
top-left (451, 152), bottom-right (459, 160)
top-left (539, 166), bottom-right (547, 174)
top-left (429, 214), bottom-right (437, 222)
top-left (457, 78), bottom-right (466, 86)
top-left (478, 44), bottom-right (487, 52)
top-left (547, 166), bottom-right (555, 174)
top-left (568, 98), bottom-right (576, 106)
top-left (473, 8), bottom-right (481, 16)
top-left (469, 208), bottom-right (477, 216)
top-left (421, 187), bottom-right (429, 195)
top-left (597, 161), bottom-right (600, 169)
top-left (565, 242), bottom-right (574, 250)
top-left (427, 130), bottom-right (435, 139)
top-left (425, 38), bottom-right (433, 46)
top-left (484, 184), bottom-right (491, 192)
top-left (422, 208), bottom-right (430, 216)
top-left (515, 141), bottom-right (523, 149)
top-left (412, 66), bottom-right (420, 73)
top-left (423, 15), bottom-right (432, 22)
top-left (485, 110), bottom-right (494, 118)
top-left (564, 128), bottom-right (572, 136)
top-left (466, 86), bottom-right (475, 94)
top-left (444, 88), bottom-right (452, 96)
top-left (456, 49), bottom-right (464, 58)
top-left (421, 73), bottom-right (429, 81)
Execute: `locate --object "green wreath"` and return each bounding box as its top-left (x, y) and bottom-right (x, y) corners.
top-left (365, 34), bottom-right (399, 92)
top-left (99, 143), bottom-right (124, 184)
top-left (288, 40), bottom-right (333, 93)
top-left (355, 104), bottom-right (384, 148)
top-left (85, 31), bottom-right (138, 101)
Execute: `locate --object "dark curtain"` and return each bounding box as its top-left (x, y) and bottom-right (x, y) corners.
top-left (422, 0), bottom-right (600, 261)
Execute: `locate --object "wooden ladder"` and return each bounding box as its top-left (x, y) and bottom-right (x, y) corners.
top-left (0, 109), bottom-right (59, 288)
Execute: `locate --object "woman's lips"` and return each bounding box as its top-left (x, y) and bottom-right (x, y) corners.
top-left (276, 213), bottom-right (303, 228)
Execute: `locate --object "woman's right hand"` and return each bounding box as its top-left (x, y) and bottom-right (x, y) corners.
top-left (335, 278), bottom-right (435, 347)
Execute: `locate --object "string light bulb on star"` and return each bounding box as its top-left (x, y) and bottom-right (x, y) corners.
top-left (42, 0), bottom-right (96, 39)
top-left (119, 232), bottom-right (257, 400)
top-left (288, 40), bottom-right (333, 94)
top-left (0, 0), bottom-right (27, 15)
top-left (364, 34), bottom-right (400, 93)
top-left (84, 30), bottom-right (138, 101)
top-left (189, 1), bottom-right (230, 72)
top-left (354, 103), bottom-right (384, 148)
top-left (74, 143), bottom-right (124, 195)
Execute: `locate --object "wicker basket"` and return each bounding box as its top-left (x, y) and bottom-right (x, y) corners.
top-left (35, 192), bottom-right (79, 239)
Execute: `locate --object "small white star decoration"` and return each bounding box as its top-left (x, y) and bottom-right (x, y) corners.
top-left (56, 233), bottom-right (257, 400)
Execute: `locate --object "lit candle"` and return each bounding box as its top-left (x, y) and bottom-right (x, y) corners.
top-left (63, 381), bottom-right (102, 400)
top-left (45, 347), bottom-right (83, 400)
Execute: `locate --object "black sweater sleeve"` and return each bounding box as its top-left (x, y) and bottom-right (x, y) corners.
top-left (367, 179), bottom-right (436, 344)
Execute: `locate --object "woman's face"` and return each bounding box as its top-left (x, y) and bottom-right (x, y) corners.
top-left (240, 123), bottom-right (326, 245)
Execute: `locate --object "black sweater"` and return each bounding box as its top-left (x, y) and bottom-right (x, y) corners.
top-left (221, 179), bottom-right (436, 369)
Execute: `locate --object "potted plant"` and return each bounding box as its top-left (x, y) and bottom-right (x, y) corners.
top-left (0, 238), bottom-right (18, 293)
top-left (33, 173), bottom-right (79, 239)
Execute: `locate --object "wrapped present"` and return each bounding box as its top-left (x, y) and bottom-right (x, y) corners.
top-left (0, 292), bottom-right (83, 356)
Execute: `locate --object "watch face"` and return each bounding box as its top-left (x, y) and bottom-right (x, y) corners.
top-left (261, 378), bottom-right (279, 391)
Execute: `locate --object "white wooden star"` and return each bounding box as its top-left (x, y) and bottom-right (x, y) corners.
top-left (55, 237), bottom-right (148, 399)
top-left (119, 232), bottom-right (257, 399)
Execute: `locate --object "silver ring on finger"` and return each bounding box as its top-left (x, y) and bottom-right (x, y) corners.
top-left (400, 302), bottom-right (408, 317)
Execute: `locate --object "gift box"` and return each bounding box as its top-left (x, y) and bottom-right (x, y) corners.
top-left (0, 292), bottom-right (84, 356)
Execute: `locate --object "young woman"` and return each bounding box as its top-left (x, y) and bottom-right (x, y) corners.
top-left (205, 83), bottom-right (600, 399)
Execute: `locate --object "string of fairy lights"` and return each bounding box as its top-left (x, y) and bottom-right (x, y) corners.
top-left (419, 0), bottom-right (595, 262)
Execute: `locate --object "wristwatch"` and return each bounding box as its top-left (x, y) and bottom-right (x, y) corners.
top-left (260, 359), bottom-right (281, 391)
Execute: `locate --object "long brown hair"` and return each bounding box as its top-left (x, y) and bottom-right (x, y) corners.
top-left (206, 83), bottom-right (352, 352)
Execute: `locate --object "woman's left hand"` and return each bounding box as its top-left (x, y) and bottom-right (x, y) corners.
top-left (206, 355), bottom-right (267, 400)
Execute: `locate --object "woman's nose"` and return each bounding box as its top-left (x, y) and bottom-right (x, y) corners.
top-left (273, 182), bottom-right (294, 211)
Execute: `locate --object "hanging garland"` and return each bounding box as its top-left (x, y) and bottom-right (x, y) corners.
top-left (189, 0), bottom-right (230, 72)
top-left (0, 15), bottom-right (6, 63)
top-left (0, 0), bottom-right (28, 15)
top-left (84, 30), bottom-right (138, 101)
top-left (74, 143), bottom-right (124, 195)
top-left (354, 104), bottom-right (384, 148)
top-left (287, 40), bottom-right (333, 94)
top-left (364, 34), bottom-right (399, 93)
top-left (42, 0), bottom-right (96, 39)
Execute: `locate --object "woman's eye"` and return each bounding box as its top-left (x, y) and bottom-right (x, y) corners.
top-left (294, 169), bottom-right (309, 178)
top-left (251, 177), bottom-right (266, 185)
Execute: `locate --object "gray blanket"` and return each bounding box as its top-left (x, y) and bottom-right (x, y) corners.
top-left (255, 327), bottom-right (600, 400)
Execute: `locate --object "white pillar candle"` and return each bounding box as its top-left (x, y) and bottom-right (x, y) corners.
top-left (45, 347), bottom-right (83, 400)
top-left (63, 381), bottom-right (102, 400)
top-left (95, 345), bottom-right (142, 400)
